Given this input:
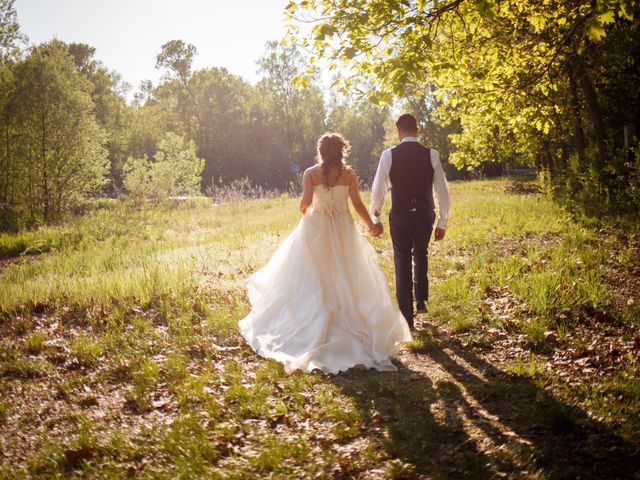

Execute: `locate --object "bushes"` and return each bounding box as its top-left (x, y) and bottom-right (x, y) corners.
top-left (543, 145), bottom-right (640, 224)
top-left (123, 132), bottom-right (204, 203)
top-left (0, 207), bottom-right (39, 233)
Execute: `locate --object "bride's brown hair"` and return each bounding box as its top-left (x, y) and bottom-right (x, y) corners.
top-left (316, 132), bottom-right (351, 188)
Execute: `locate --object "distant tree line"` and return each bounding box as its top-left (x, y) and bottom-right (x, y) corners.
top-left (8, 0), bottom-right (633, 228)
top-left (0, 1), bottom-right (400, 228)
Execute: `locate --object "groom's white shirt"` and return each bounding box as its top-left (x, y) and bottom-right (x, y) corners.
top-left (370, 137), bottom-right (451, 230)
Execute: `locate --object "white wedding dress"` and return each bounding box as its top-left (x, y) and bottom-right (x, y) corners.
top-left (239, 184), bottom-right (412, 374)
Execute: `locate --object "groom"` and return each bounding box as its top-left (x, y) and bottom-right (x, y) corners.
top-left (370, 114), bottom-right (451, 329)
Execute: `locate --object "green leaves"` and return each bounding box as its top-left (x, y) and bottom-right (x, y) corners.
top-left (474, 0), bottom-right (497, 19)
top-left (586, 17), bottom-right (608, 41)
top-left (124, 133), bottom-right (204, 202)
top-left (528, 14), bottom-right (547, 33)
top-left (156, 40), bottom-right (197, 83)
top-left (0, 0), bottom-right (26, 62)
top-left (2, 40), bottom-right (109, 219)
top-left (288, 0), bottom-right (638, 199)
top-left (535, 119), bottom-right (551, 135)
top-left (598, 10), bottom-right (616, 24)
top-left (388, 67), bottom-right (408, 86)
top-left (342, 46), bottom-right (357, 59)
top-left (316, 23), bottom-right (338, 41)
top-left (285, 1), bottom-right (297, 15)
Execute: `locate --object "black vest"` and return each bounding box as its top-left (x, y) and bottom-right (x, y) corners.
top-left (389, 141), bottom-right (435, 212)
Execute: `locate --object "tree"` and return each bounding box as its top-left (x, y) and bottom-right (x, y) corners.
top-left (288, 0), bottom-right (640, 214)
top-left (0, 60), bottom-right (16, 206)
top-left (257, 41), bottom-right (326, 187)
top-left (0, 0), bottom-right (25, 62)
top-left (155, 40), bottom-right (199, 142)
top-left (153, 40), bottom-right (258, 190)
top-left (156, 39), bottom-right (197, 85)
top-left (123, 132), bottom-right (204, 202)
top-left (67, 42), bottom-right (131, 193)
top-left (4, 40), bottom-right (108, 219)
top-left (146, 40), bottom-right (327, 192)
top-left (326, 98), bottom-right (388, 181)
top-left (0, 0), bottom-right (21, 212)
top-left (127, 99), bottom-right (170, 163)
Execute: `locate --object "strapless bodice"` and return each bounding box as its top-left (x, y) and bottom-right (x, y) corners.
top-left (311, 184), bottom-right (350, 216)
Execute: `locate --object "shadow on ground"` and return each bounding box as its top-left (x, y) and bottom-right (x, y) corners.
top-left (329, 330), bottom-right (640, 479)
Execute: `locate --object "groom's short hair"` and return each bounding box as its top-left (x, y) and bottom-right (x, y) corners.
top-left (396, 114), bottom-right (418, 133)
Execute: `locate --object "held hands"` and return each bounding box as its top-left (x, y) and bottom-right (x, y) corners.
top-left (434, 227), bottom-right (445, 241)
top-left (369, 210), bottom-right (383, 237)
top-left (368, 210), bottom-right (383, 237)
top-left (369, 222), bottom-right (383, 237)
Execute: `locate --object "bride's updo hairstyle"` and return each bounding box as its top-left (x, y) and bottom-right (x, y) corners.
top-left (316, 132), bottom-right (351, 188)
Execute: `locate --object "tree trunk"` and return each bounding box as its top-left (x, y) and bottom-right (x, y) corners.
top-left (1, 124), bottom-right (8, 204)
top-left (566, 62), bottom-right (586, 165)
top-left (560, 142), bottom-right (569, 171)
top-left (575, 59), bottom-right (607, 170)
top-left (41, 103), bottom-right (49, 220)
top-left (542, 139), bottom-right (554, 179)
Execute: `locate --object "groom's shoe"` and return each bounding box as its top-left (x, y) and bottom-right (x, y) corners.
top-left (416, 301), bottom-right (427, 313)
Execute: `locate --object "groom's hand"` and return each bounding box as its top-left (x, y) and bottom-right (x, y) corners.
top-left (434, 227), bottom-right (445, 241)
top-left (370, 223), bottom-right (383, 237)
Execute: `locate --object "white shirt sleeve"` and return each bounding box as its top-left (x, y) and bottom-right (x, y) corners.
top-left (369, 148), bottom-right (392, 219)
top-left (431, 149), bottom-right (451, 230)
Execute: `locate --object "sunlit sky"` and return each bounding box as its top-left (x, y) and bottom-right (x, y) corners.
top-left (14, 0), bottom-right (289, 92)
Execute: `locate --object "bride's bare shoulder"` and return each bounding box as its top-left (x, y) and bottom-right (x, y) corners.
top-left (303, 165), bottom-right (322, 185)
top-left (343, 166), bottom-right (358, 182)
top-left (304, 165), bottom-right (320, 176)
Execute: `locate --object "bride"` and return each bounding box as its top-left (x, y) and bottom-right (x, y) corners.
top-left (239, 133), bottom-right (412, 374)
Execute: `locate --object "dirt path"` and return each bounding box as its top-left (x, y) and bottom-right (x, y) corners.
top-left (328, 315), bottom-right (639, 479)
top-left (0, 256), bottom-right (21, 274)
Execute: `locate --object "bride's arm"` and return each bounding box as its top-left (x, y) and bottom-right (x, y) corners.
top-left (299, 169), bottom-right (314, 214)
top-left (348, 170), bottom-right (378, 234)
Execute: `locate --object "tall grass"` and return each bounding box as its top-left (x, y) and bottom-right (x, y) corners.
top-left (422, 180), bottom-right (615, 342)
top-left (0, 195), bottom-right (299, 312)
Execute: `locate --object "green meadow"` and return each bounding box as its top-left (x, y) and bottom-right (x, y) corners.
top-left (0, 179), bottom-right (638, 479)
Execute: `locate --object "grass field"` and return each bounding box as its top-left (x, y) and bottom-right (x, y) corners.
top-left (0, 179), bottom-right (638, 478)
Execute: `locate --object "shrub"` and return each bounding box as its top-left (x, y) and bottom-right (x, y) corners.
top-left (123, 132), bottom-right (204, 203)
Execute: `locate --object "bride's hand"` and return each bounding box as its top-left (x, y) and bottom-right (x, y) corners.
top-left (369, 223), bottom-right (383, 237)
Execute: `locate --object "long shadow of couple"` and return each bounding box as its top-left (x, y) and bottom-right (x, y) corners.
top-left (328, 330), bottom-right (639, 479)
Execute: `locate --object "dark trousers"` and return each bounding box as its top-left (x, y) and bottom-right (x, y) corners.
top-left (389, 209), bottom-right (435, 326)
